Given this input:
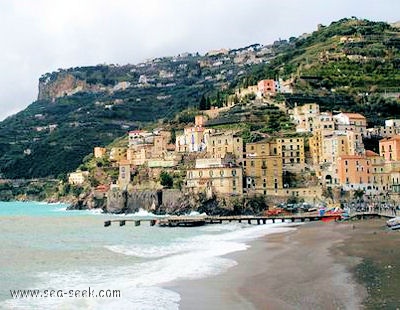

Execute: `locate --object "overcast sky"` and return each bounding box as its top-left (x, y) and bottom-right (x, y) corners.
top-left (0, 0), bottom-right (398, 120)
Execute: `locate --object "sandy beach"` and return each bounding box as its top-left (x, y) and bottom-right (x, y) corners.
top-left (168, 219), bottom-right (400, 309)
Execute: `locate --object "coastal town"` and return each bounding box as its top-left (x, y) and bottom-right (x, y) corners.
top-left (67, 77), bottom-right (400, 213)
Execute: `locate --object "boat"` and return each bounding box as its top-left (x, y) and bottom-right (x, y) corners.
top-left (386, 217), bottom-right (400, 230)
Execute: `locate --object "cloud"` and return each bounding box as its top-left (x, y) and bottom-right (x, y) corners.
top-left (0, 0), bottom-right (399, 120)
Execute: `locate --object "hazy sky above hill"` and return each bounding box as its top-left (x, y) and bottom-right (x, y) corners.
top-left (0, 0), bottom-right (399, 120)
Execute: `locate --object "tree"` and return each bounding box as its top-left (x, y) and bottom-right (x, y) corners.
top-left (160, 171), bottom-right (173, 188)
top-left (205, 96), bottom-right (211, 110)
top-left (199, 94), bottom-right (206, 110)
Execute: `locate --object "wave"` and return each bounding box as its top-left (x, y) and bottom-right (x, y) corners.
top-left (3, 221), bottom-right (297, 309)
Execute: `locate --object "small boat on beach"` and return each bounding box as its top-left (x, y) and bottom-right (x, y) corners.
top-left (386, 217), bottom-right (400, 230)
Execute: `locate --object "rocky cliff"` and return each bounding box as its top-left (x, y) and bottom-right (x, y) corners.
top-left (69, 188), bottom-right (269, 216)
top-left (38, 72), bottom-right (100, 101)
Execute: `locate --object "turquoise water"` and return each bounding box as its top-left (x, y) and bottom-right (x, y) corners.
top-left (0, 201), bottom-right (294, 309)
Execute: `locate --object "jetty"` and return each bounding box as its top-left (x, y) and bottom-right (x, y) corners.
top-left (104, 213), bottom-right (336, 228)
top-left (104, 210), bottom-right (397, 228)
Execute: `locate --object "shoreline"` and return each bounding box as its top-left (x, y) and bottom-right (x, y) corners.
top-left (166, 220), bottom-right (398, 309)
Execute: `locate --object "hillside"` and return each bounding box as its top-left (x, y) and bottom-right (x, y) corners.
top-left (0, 48), bottom-right (276, 178)
top-left (0, 17), bottom-right (399, 179)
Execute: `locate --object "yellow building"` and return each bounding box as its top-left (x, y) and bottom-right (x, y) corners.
top-left (94, 147), bottom-right (107, 158)
top-left (321, 132), bottom-right (355, 164)
top-left (367, 150), bottom-right (390, 193)
top-left (276, 137), bottom-right (305, 172)
top-left (186, 158), bottom-right (243, 195)
top-left (68, 171), bottom-right (89, 186)
top-left (127, 145), bottom-right (152, 166)
top-left (309, 112), bottom-right (335, 165)
top-left (235, 85), bottom-right (258, 99)
top-left (206, 132), bottom-right (243, 162)
top-left (110, 147), bottom-right (126, 162)
top-left (244, 141), bottom-right (283, 195)
top-left (153, 132), bottom-right (171, 158)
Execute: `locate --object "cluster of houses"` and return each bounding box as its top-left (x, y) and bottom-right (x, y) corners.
top-left (292, 103), bottom-right (400, 201)
top-left (68, 95), bottom-right (400, 205)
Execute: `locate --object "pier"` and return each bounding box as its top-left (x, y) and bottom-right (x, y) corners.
top-left (104, 210), bottom-right (397, 228)
top-left (104, 213), bottom-right (338, 228)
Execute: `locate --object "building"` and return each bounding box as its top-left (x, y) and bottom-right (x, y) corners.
top-left (94, 147), bottom-right (107, 158)
top-left (127, 145), bottom-right (153, 166)
top-left (68, 171), bottom-right (89, 186)
top-left (366, 119), bottom-right (400, 138)
top-left (206, 132), bottom-right (243, 162)
top-left (367, 150), bottom-right (390, 193)
top-left (380, 136), bottom-right (400, 162)
top-left (291, 103), bottom-right (320, 133)
top-left (118, 160), bottom-right (131, 189)
top-left (128, 130), bottom-right (154, 148)
top-left (244, 141), bottom-right (283, 195)
top-left (110, 147), bottom-right (126, 162)
top-left (186, 158), bottom-right (243, 195)
top-left (276, 137), bottom-right (306, 172)
top-left (309, 112), bottom-right (335, 165)
top-left (257, 79), bottom-right (276, 96)
top-left (176, 115), bottom-right (211, 153)
top-left (152, 131), bottom-right (171, 158)
top-left (333, 112), bottom-right (367, 152)
top-left (320, 131), bottom-right (356, 165)
top-left (235, 85), bottom-right (259, 99)
top-left (337, 155), bottom-right (371, 192)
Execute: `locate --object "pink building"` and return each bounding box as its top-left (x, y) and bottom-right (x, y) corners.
top-left (257, 79), bottom-right (276, 96)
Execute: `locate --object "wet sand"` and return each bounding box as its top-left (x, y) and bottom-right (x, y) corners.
top-left (168, 219), bottom-right (399, 309)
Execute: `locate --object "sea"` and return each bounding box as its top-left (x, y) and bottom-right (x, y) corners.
top-left (0, 201), bottom-right (295, 310)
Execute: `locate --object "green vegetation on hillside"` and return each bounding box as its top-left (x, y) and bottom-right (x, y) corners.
top-left (1, 17), bottom-right (399, 180)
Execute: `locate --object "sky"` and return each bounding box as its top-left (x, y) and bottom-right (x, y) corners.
top-left (0, 0), bottom-right (399, 121)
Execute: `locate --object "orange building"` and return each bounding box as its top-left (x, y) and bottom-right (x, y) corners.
top-left (337, 155), bottom-right (371, 191)
top-left (379, 135), bottom-right (400, 162)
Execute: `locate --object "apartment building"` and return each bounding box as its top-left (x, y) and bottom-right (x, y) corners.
top-left (186, 158), bottom-right (243, 195)
top-left (206, 131), bottom-right (243, 162)
top-left (380, 135), bottom-right (400, 162)
top-left (333, 112), bottom-right (367, 152)
top-left (68, 171), bottom-right (89, 186)
top-left (276, 137), bottom-right (305, 172)
top-left (291, 103), bottom-right (320, 133)
top-left (337, 155), bottom-right (371, 192)
top-left (244, 141), bottom-right (282, 195)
